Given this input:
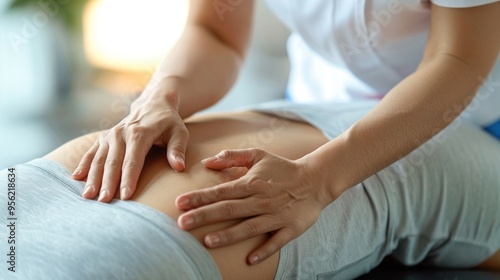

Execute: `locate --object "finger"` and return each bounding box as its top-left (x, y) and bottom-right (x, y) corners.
top-left (202, 216), bottom-right (280, 249)
top-left (73, 141), bottom-right (99, 180)
top-left (247, 227), bottom-right (296, 265)
top-left (120, 139), bottom-right (149, 201)
top-left (100, 136), bottom-right (125, 202)
top-left (83, 143), bottom-right (109, 200)
top-left (177, 198), bottom-right (261, 230)
top-left (175, 178), bottom-right (254, 210)
top-left (166, 125), bottom-right (189, 172)
top-left (201, 148), bottom-right (265, 170)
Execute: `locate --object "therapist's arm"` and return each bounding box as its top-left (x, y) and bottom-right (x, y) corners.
top-left (151, 0), bottom-right (255, 118)
top-left (73, 0), bottom-right (255, 202)
top-left (175, 3), bottom-right (500, 265)
top-left (308, 3), bottom-right (500, 199)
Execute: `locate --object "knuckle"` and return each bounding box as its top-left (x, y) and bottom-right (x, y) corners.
top-left (110, 127), bottom-right (124, 138)
top-left (277, 232), bottom-right (291, 248)
top-left (243, 183), bottom-right (253, 193)
top-left (80, 154), bottom-right (93, 165)
top-left (290, 220), bottom-right (304, 234)
top-left (178, 125), bottom-right (189, 137)
top-left (271, 239), bottom-right (285, 253)
top-left (195, 210), bottom-right (206, 223)
top-left (249, 147), bottom-right (263, 157)
top-left (81, 150), bottom-right (95, 160)
top-left (221, 202), bottom-right (236, 217)
top-left (218, 231), bottom-right (232, 243)
top-left (212, 185), bottom-right (228, 198)
top-left (259, 198), bottom-right (274, 210)
top-left (99, 130), bottom-right (109, 140)
top-left (127, 125), bottom-right (146, 138)
top-left (87, 141), bottom-right (99, 153)
top-left (296, 217), bottom-right (310, 230)
top-left (86, 175), bottom-right (98, 184)
top-left (105, 158), bottom-right (120, 168)
top-left (92, 155), bottom-right (106, 166)
top-left (100, 130), bottom-right (112, 140)
top-left (122, 160), bottom-right (138, 169)
top-left (245, 221), bottom-right (260, 236)
top-left (189, 194), bottom-right (200, 206)
top-left (246, 177), bottom-right (265, 189)
top-left (97, 135), bottom-right (107, 146)
top-left (217, 229), bottom-right (231, 245)
top-left (243, 180), bottom-right (256, 193)
top-left (218, 150), bottom-right (230, 158)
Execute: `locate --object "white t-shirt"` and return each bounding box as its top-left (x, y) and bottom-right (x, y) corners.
top-left (264, 0), bottom-right (500, 126)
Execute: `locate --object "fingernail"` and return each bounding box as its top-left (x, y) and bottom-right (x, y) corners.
top-left (121, 187), bottom-right (130, 200)
top-left (82, 185), bottom-right (94, 196)
top-left (72, 169), bottom-right (81, 176)
top-left (249, 255), bottom-right (260, 265)
top-left (201, 157), bottom-right (218, 164)
top-left (176, 156), bottom-right (185, 167)
top-left (177, 197), bottom-right (190, 208)
top-left (98, 190), bottom-right (109, 202)
top-left (205, 235), bottom-right (220, 247)
top-left (181, 215), bottom-right (194, 227)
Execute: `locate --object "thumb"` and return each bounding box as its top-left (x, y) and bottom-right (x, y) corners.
top-left (166, 126), bottom-right (189, 172)
top-left (201, 148), bottom-right (265, 170)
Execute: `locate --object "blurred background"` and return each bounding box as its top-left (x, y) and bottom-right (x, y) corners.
top-left (0, 0), bottom-right (290, 168)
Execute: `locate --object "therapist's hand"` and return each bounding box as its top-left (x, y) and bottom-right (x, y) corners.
top-left (73, 81), bottom-right (189, 202)
top-left (175, 148), bottom-right (331, 265)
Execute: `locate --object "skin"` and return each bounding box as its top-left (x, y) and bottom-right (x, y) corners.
top-left (175, 2), bottom-right (500, 264)
top-left (73, 0), bottom-right (500, 265)
top-left (72, 0), bottom-right (255, 201)
top-left (46, 112), bottom-right (328, 279)
top-left (46, 111), bottom-right (499, 274)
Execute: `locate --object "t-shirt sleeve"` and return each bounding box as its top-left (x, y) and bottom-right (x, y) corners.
top-left (430, 0), bottom-right (499, 8)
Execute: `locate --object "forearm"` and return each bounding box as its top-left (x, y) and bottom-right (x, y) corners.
top-left (143, 24), bottom-right (244, 118)
top-left (304, 54), bottom-right (490, 201)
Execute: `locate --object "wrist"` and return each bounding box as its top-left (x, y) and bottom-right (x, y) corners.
top-left (297, 136), bottom-right (351, 205)
top-left (296, 154), bottom-right (336, 207)
top-left (135, 76), bottom-right (187, 109)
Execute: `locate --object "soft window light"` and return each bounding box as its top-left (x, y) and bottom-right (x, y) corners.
top-left (83, 0), bottom-right (188, 72)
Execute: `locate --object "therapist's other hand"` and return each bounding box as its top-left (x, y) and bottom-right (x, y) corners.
top-left (175, 148), bottom-right (330, 265)
top-left (73, 85), bottom-right (189, 202)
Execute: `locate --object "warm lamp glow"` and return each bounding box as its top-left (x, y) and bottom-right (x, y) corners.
top-left (83, 0), bottom-right (188, 72)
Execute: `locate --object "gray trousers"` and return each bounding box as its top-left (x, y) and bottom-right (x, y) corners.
top-left (253, 102), bottom-right (500, 280)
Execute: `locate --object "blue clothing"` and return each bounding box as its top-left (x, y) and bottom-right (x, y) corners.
top-left (485, 119), bottom-right (500, 140)
top-left (0, 159), bottom-right (221, 280)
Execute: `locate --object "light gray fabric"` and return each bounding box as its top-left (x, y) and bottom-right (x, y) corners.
top-left (1, 101), bottom-right (499, 279)
top-left (245, 100), bottom-right (500, 279)
top-left (0, 158), bottom-right (222, 280)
